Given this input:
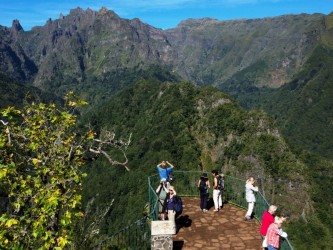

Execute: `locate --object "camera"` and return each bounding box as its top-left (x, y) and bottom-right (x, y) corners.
top-left (167, 173), bottom-right (175, 183)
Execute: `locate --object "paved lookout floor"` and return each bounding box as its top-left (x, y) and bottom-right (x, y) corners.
top-left (173, 197), bottom-right (262, 250)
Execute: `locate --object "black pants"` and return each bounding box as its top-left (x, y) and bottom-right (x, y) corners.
top-left (200, 193), bottom-right (208, 210)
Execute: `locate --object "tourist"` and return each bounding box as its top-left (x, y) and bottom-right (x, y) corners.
top-left (211, 170), bottom-right (222, 212)
top-left (156, 160), bottom-right (174, 180)
top-left (260, 205), bottom-right (278, 248)
top-left (197, 172), bottom-right (210, 212)
top-left (245, 177), bottom-right (258, 220)
top-left (266, 216), bottom-right (288, 250)
top-left (163, 186), bottom-right (177, 233)
top-left (155, 178), bottom-right (170, 220)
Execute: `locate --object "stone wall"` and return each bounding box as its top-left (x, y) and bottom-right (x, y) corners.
top-left (150, 220), bottom-right (175, 250)
top-left (151, 235), bottom-right (173, 250)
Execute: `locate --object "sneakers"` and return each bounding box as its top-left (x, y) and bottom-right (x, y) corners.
top-left (203, 209), bottom-right (208, 213)
top-left (213, 209), bottom-right (219, 212)
top-left (244, 216), bottom-right (251, 221)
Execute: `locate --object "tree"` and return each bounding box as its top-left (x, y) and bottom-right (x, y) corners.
top-left (0, 93), bottom-right (130, 249)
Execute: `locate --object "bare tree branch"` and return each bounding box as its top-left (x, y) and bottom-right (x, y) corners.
top-left (88, 131), bottom-right (132, 171)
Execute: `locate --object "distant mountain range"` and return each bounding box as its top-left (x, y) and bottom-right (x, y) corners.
top-left (1, 7), bottom-right (332, 157)
top-left (0, 8), bottom-right (330, 87)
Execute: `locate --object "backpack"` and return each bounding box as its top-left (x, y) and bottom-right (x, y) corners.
top-left (173, 196), bottom-right (183, 214)
top-left (199, 180), bottom-right (208, 193)
top-left (217, 175), bottom-right (224, 191)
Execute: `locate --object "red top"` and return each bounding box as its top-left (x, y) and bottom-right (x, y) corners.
top-left (266, 223), bottom-right (280, 248)
top-left (260, 210), bottom-right (275, 236)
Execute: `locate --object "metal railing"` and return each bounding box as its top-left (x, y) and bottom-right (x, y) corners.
top-left (95, 216), bottom-right (150, 250)
top-left (99, 171), bottom-right (294, 250)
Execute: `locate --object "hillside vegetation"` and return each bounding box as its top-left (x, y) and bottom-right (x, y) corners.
top-left (78, 79), bottom-right (331, 249)
top-left (229, 44), bottom-right (333, 159)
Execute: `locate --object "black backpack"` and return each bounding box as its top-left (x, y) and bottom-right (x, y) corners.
top-left (217, 175), bottom-right (224, 191)
top-left (173, 195), bottom-right (183, 215)
top-left (199, 180), bottom-right (208, 192)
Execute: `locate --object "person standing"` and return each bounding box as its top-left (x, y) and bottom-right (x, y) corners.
top-left (163, 186), bottom-right (177, 234)
top-left (266, 216), bottom-right (288, 250)
top-left (155, 178), bottom-right (170, 220)
top-left (245, 177), bottom-right (259, 220)
top-left (156, 160), bottom-right (174, 180)
top-left (260, 205), bottom-right (278, 248)
top-left (197, 173), bottom-right (210, 212)
top-left (217, 172), bottom-right (225, 209)
top-left (211, 170), bottom-right (222, 212)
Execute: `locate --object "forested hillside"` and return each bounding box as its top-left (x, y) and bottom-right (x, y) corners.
top-left (77, 79), bottom-right (332, 249)
top-left (226, 44), bottom-right (333, 159)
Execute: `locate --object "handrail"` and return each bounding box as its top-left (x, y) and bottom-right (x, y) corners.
top-left (98, 171), bottom-right (294, 250)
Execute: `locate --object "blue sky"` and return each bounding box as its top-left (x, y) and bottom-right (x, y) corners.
top-left (0, 0), bottom-right (332, 31)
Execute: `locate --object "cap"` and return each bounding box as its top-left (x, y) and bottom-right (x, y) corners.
top-left (201, 172), bottom-right (208, 178)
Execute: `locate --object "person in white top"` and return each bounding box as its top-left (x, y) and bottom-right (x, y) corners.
top-left (245, 177), bottom-right (258, 220)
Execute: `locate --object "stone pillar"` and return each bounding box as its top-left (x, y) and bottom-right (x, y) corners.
top-left (151, 220), bottom-right (176, 250)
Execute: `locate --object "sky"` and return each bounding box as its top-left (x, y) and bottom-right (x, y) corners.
top-left (0, 0), bottom-right (332, 31)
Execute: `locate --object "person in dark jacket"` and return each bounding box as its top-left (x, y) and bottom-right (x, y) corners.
top-left (197, 172), bottom-right (210, 212)
top-left (163, 186), bottom-right (177, 234)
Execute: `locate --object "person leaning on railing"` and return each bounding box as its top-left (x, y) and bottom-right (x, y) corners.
top-left (244, 177), bottom-right (259, 221)
top-left (260, 205), bottom-right (278, 249)
top-left (266, 216), bottom-right (288, 250)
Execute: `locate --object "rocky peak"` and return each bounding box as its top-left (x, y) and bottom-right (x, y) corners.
top-left (11, 19), bottom-right (23, 32)
top-left (99, 6), bottom-right (108, 15)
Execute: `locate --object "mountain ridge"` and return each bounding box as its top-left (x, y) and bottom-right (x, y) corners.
top-left (1, 7), bottom-right (332, 158)
top-left (0, 8), bottom-right (329, 88)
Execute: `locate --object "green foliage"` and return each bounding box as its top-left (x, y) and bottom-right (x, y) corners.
top-left (80, 79), bottom-right (307, 247)
top-left (41, 65), bottom-right (181, 107)
top-left (0, 73), bottom-right (61, 110)
top-left (80, 80), bottom-right (203, 238)
top-left (220, 59), bottom-right (266, 96)
top-left (285, 152), bottom-right (333, 250)
top-left (236, 44), bottom-right (333, 159)
top-left (0, 94), bottom-right (92, 249)
top-left (222, 44), bottom-right (333, 249)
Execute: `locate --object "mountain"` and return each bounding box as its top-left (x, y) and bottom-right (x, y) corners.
top-left (0, 20), bottom-right (38, 82)
top-left (241, 44), bottom-right (333, 158)
top-left (0, 73), bottom-right (61, 108)
top-left (0, 8), bottom-right (327, 89)
top-left (0, 7), bottom-right (332, 158)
